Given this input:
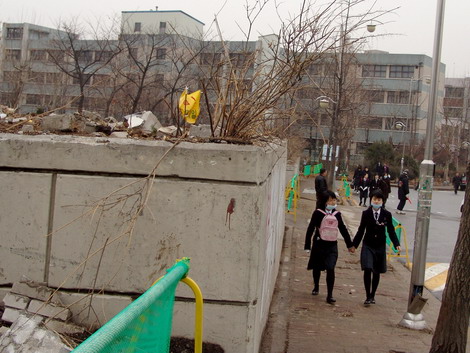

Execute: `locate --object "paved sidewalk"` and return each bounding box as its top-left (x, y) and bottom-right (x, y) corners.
top-left (260, 177), bottom-right (470, 353)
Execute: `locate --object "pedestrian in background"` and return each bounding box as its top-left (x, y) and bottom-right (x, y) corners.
top-left (369, 174), bottom-right (380, 204)
top-left (396, 170), bottom-right (409, 215)
top-left (375, 162), bottom-right (384, 177)
top-left (358, 174), bottom-right (370, 207)
top-left (315, 168), bottom-right (328, 209)
top-left (352, 190), bottom-right (401, 306)
top-left (452, 172), bottom-right (462, 195)
top-left (353, 165), bottom-right (362, 192)
top-left (304, 190), bottom-right (355, 304)
top-left (379, 174), bottom-right (391, 206)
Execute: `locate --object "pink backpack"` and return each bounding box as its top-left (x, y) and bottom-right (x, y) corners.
top-left (317, 210), bottom-right (339, 241)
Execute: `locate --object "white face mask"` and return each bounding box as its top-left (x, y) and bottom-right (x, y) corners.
top-left (372, 203), bottom-right (382, 209)
top-left (326, 204), bottom-right (337, 210)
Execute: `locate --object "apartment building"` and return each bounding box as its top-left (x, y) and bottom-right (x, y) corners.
top-left (442, 77), bottom-right (470, 168)
top-left (298, 50), bottom-right (445, 164)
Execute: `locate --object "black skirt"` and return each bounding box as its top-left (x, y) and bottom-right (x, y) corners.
top-left (307, 240), bottom-right (338, 271)
top-left (360, 244), bottom-right (387, 273)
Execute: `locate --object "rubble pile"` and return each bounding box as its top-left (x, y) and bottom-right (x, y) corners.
top-left (0, 106), bottom-right (225, 141)
top-left (1, 282), bottom-right (85, 338)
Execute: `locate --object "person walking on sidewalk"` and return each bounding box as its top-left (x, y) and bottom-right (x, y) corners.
top-left (358, 174), bottom-right (370, 206)
top-left (315, 168), bottom-right (328, 210)
top-left (304, 190), bottom-right (355, 304)
top-left (396, 170), bottom-right (409, 215)
top-left (352, 190), bottom-right (401, 306)
top-left (452, 172), bottom-right (462, 195)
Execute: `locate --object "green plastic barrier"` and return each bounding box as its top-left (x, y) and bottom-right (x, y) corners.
top-left (291, 174), bottom-right (298, 188)
top-left (72, 258), bottom-right (190, 353)
top-left (345, 184), bottom-right (351, 198)
top-left (303, 165), bottom-right (311, 176)
top-left (287, 190), bottom-right (294, 211)
top-left (385, 217), bottom-right (402, 254)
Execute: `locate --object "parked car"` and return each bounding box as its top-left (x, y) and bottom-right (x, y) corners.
top-left (460, 175), bottom-right (467, 191)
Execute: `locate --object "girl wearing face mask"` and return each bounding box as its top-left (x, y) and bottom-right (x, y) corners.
top-left (352, 190), bottom-right (401, 306)
top-left (304, 190), bottom-right (355, 304)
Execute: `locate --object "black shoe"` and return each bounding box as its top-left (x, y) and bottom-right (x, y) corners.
top-left (370, 297), bottom-right (376, 304)
top-left (364, 298), bottom-right (371, 306)
top-left (326, 297), bottom-right (336, 304)
top-left (311, 289), bottom-right (319, 296)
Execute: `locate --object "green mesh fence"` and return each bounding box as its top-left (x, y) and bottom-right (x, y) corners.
top-left (385, 217), bottom-right (402, 254)
top-left (303, 165), bottom-right (311, 176)
top-left (72, 258), bottom-right (190, 353)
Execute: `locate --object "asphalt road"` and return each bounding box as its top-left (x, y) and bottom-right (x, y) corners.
top-left (383, 187), bottom-right (464, 263)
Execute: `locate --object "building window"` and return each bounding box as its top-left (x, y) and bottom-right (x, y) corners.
top-left (307, 64), bottom-right (322, 76)
top-left (45, 72), bottom-right (63, 84)
top-left (362, 65), bottom-right (386, 78)
top-left (48, 50), bottom-right (65, 62)
top-left (6, 27), bottom-right (23, 39)
top-left (389, 65), bottom-right (414, 78)
top-left (30, 50), bottom-right (47, 61)
top-left (444, 107), bottom-right (463, 118)
top-left (358, 117), bottom-right (382, 129)
top-left (155, 48), bottom-right (166, 60)
top-left (26, 94), bottom-right (42, 105)
top-left (367, 90), bottom-right (385, 103)
top-left (77, 50), bottom-right (93, 64)
top-left (29, 72), bottom-right (46, 84)
top-left (3, 71), bottom-right (21, 82)
top-left (5, 49), bottom-right (21, 61)
top-left (95, 50), bottom-right (113, 62)
top-left (93, 74), bottom-right (111, 86)
top-left (445, 87), bottom-right (464, 98)
top-left (134, 22), bottom-right (142, 32)
top-left (72, 74), bottom-right (92, 86)
top-left (387, 91), bottom-right (410, 104)
top-left (159, 22), bottom-right (166, 34)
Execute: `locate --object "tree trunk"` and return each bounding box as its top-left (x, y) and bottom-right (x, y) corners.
top-left (429, 163), bottom-right (470, 353)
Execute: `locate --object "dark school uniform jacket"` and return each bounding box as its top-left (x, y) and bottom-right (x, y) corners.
top-left (352, 207), bottom-right (400, 250)
top-left (304, 209), bottom-right (353, 251)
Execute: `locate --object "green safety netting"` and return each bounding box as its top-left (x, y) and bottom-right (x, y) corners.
top-left (385, 217), bottom-right (402, 254)
top-left (72, 258), bottom-right (190, 353)
top-left (303, 165), bottom-right (311, 176)
top-left (313, 163), bottom-right (322, 174)
top-left (287, 190), bottom-right (294, 211)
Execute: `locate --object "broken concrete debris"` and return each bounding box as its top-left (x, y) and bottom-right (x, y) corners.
top-left (0, 314), bottom-right (72, 353)
top-left (1, 282), bottom-right (84, 337)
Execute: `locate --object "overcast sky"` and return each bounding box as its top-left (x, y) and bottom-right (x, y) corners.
top-left (2, 0), bottom-right (469, 77)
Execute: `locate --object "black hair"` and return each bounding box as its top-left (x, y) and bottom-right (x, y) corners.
top-left (370, 190), bottom-right (384, 200)
top-left (320, 168), bottom-right (326, 174)
top-left (321, 190), bottom-right (337, 209)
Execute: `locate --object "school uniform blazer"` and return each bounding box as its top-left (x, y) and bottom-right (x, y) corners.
top-left (352, 207), bottom-right (400, 249)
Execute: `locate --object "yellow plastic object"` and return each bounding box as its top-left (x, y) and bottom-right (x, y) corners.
top-left (181, 277), bottom-right (204, 353)
top-left (151, 275), bottom-right (203, 353)
top-left (387, 224), bottom-right (411, 268)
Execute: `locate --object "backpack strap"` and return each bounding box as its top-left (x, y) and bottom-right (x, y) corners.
top-left (317, 209), bottom-right (326, 215)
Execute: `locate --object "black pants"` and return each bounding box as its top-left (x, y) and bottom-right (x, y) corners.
top-left (397, 198), bottom-right (406, 211)
top-left (316, 193), bottom-right (324, 210)
top-left (454, 184), bottom-right (459, 194)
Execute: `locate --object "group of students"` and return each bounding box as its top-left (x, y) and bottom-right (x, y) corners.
top-left (304, 187), bottom-right (401, 306)
top-left (352, 164), bottom-right (392, 208)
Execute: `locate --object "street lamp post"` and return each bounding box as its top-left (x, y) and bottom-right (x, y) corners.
top-left (395, 121), bottom-right (406, 174)
top-left (399, 0), bottom-right (446, 330)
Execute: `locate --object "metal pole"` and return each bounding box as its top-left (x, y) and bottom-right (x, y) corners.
top-left (399, 0), bottom-right (445, 330)
top-left (401, 128), bottom-right (405, 174)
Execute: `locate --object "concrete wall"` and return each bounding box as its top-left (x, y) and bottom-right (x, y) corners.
top-left (0, 134), bottom-right (287, 353)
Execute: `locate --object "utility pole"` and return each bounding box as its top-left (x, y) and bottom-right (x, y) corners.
top-left (399, 0), bottom-right (446, 330)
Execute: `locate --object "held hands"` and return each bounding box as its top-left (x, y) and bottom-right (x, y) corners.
top-left (348, 247), bottom-right (356, 254)
top-left (396, 246), bottom-right (401, 254)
